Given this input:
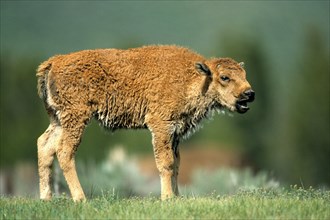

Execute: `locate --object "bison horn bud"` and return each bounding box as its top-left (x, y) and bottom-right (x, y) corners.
top-left (195, 62), bottom-right (211, 77)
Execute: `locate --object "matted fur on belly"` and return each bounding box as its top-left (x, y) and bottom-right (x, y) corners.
top-left (94, 96), bottom-right (148, 130)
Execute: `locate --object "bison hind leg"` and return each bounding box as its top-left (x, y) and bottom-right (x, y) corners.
top-left (37, 123), bottom-right (61, 200)
top-left (38, 110), bottom-right (89, 202)
top-left (54, 110), bottom-right (92, 202)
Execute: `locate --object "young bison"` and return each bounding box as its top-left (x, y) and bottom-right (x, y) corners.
top-left (37, 45), bottom-right (255, 201)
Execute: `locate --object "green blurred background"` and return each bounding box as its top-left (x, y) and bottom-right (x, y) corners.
top-left (0, 1), bottom-right (329, 195)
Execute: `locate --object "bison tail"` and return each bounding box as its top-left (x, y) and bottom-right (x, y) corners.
top-left (36, 60), bottom-right (52, 103)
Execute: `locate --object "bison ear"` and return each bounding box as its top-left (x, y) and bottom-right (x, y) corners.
top-left (239, 62), bottom-right (245, 68)
top-left (195, 62), bottom-right (211, 77)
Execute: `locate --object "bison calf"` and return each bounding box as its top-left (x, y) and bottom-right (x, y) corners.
top-left (36, 45), bottom-right (255, 201)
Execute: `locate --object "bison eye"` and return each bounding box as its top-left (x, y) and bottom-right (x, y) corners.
top-left (220, 76), bottom-right (230, 82)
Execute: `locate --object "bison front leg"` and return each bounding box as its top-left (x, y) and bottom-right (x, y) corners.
top-left (150, 123), bottom-right (180, 200)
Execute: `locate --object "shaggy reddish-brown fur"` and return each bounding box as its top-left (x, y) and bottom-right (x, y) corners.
top-left (37, 45), bottom-right (254, 201)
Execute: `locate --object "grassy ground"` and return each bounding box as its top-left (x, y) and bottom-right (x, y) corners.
top-left (1, 187), bottom-right (329, 220)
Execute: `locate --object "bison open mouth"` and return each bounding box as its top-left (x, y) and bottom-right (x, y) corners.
top-left (236, 96), bottom-right (255, 113)
top-left (236, 89), bottom-right (255, 114)
top-left (236, 100), bottom-right (250, 113)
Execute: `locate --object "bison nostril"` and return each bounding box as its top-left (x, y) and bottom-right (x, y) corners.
top-left (244, 89), bottom-right (255, 100)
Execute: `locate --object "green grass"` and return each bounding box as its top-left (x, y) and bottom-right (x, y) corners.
top-left (1, 187), bottom-right (329, 220)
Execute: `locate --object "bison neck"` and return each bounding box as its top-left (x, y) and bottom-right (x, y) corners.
top-left (173, 96), bottom-right (218, 140)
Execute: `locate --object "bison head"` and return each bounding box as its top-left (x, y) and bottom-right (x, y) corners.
top-left (196, 58), bottom-right (255, 114)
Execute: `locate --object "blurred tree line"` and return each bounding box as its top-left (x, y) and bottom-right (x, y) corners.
top-left (0, 27), bottom-right (329, 187)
